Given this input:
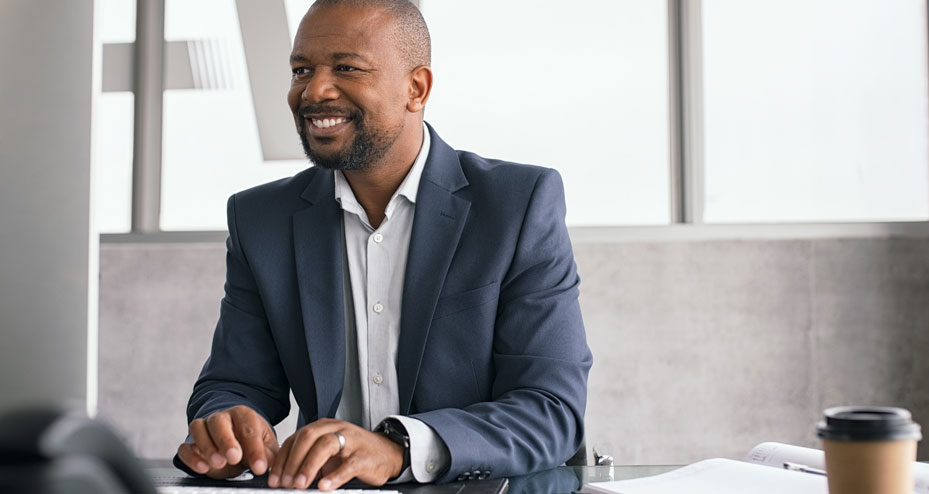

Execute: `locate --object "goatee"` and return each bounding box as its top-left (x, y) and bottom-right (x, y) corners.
top-left (300, 127), bottom-right (382, 171)
top-left (299, 107), bottom-right (394, 171)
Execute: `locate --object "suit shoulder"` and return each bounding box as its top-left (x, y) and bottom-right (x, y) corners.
top-left (230, 167), bottom-right (318, 208)
top-left (455, 150), bottom-right (554, 177)
top-left (455, 150), bottom-right (564, 195)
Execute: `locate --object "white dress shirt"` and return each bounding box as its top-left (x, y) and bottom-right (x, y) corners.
top-left (333, 127), bottom-right (450, 482)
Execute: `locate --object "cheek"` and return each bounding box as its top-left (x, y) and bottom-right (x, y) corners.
top-left (364, 94), bottom-right (408, 127)
top-left (287, 92), bottom-right (305, 131)
top-left (286, 85), bottom-right (303, 113)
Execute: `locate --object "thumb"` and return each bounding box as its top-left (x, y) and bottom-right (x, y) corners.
top-left (263, 427), bottom-right (280, 452)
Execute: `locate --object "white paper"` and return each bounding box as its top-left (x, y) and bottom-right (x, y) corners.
top-left (582, 458), bottom-right (827, 494)
top-left (745, 442), bottom-right (826, 470)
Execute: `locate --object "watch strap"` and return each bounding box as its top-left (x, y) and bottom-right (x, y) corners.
top-left (377, 419), bottom-right (411, 474)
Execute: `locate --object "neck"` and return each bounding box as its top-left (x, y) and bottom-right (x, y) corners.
top-left (343, 122), bottom-right (424, 228)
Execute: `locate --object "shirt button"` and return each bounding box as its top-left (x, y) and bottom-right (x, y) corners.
top-left (373, 233), bottom-right (384, 243)
top-left (426, 462), bottom-right (436, 473)
top-left (373, 303), bottom-right (384, 313)
top-left (373, 374), bottom-right (384, 385)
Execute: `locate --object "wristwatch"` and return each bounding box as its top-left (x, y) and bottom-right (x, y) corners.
top-left (377, 419), bottom-right (411, 474)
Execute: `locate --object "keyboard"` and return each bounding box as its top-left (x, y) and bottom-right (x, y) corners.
top-left (158, 487), bottom-right (401, 494)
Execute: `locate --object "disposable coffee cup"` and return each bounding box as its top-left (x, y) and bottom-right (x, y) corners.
top-left (817, 406), bottom-right (922, 494)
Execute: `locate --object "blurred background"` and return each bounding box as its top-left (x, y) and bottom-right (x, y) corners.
top-left (2, 0), bottom-right (928, 466)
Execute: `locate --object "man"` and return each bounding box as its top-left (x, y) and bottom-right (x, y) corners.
top-left (175, 0), bottom-right (591, 490)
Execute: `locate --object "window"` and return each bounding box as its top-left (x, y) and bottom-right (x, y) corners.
top-left (701, 0), bottom-right (929, 223)
top-left (159, 0), bottom-right (314, 230)
top-left (421, 0), bottom-right (671, 226)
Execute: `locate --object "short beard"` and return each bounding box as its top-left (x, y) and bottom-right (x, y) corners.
top-left (299, 112), bottom-right (395, 171)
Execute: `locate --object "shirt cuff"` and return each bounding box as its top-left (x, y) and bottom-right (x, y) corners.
top-left (385, 415), bottom-right (450, 483)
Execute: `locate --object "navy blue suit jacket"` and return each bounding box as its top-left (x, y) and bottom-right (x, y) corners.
top-left (187, 125), bottom-right (592, 483)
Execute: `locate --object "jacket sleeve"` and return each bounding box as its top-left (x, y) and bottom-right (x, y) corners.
top-left (185, 194), bottom-right (292, 427)
top-left (411, 169), bottom-right (592, 482)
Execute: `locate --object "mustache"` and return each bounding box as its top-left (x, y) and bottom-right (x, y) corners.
top-left (299, 105), bottom-right (361, 120)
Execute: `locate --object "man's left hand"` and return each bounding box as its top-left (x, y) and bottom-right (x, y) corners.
top-left (267, 418), bottom-right (404, 491)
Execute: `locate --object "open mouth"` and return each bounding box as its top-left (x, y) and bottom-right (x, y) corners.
top-left (310, 117), bottom-right (348, 128)
top-left (304, 115), bottom-right (352, 137)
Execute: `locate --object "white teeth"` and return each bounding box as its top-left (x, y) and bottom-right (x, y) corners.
top-left (311, 117), bottom-right (346, 129)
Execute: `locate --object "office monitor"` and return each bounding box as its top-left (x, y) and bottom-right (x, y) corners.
top-left (0, 0), bottom-right (98, 416)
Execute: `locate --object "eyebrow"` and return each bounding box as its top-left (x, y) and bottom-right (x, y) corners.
top-left (289, 52), bottom-right (371, 65)
top-left (289, 53), bottom-right (311, 65)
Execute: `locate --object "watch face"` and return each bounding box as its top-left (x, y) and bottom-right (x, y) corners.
top-left (381, 422), bottom-right (410, 448)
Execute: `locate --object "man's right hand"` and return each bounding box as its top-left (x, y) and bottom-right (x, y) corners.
top-left (176, 405), bottom-right (279, 479)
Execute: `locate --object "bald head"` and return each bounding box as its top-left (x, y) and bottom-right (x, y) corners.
top-left (307, 0), bottom-right (431, 70)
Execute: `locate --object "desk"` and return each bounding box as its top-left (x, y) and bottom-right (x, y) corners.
top-left (147, 461), bottom-right (679, 494)
top-left (509, 465), bottom-right (678, 494)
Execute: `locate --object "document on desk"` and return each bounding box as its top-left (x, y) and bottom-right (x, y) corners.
top-left (581, 458), bottom-right (827, 494)
top-left (582, 441), bottom-right (929, 494)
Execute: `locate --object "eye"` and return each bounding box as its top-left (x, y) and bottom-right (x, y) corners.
top-left (292, 67), bottom-right (312, 77)
top-left (336, 65), bottom-right (359, 72)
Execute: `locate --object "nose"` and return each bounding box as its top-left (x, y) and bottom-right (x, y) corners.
top-left (302, 69), bottom-right (339, 103)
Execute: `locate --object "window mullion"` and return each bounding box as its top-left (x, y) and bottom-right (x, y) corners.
top-left (131, 0), bottom-right (165, 233)
top-left (670, 0), bottom-right (706, 224)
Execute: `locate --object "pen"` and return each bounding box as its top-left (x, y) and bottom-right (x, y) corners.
top-left (783, 461), bottom-right (827, 476)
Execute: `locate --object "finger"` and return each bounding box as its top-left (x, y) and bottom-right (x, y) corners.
top-left (178, 441), bottom-right (247, 479)
top-left (262, 429), bottom-right (280, 476)
top-left (205, 412), bottom-right (243, 465)
top-left (176, 442), bottom-right (211, 474)
top-left (280, 429), bottom-right (321, 487)
top-left (264, 444), bottom-right (278, 470)
top-left (319, 456), bottom-right (341, 478)
top-left (268, 435), bottom-right (294, 488)
top-left (231, 410), bottom-right (269, 475)
top-left (293, 432), bottom-right (345, 489)
top-left (263, 424), bottom-right (280, 451)
top-left (204, 463), bottom-right (247, 480)
top-left (317, 455), bottom-right (362, 491)
top-left (189, 419), bottom-right (226, 469)
top-left (324, 430), bottom-right (404, 488)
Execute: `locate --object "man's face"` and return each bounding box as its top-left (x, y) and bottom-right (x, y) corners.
top-left (288, 5), bottom-right (413, 170)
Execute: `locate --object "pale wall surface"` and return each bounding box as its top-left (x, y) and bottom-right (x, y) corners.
top-left (97, 237), bottom-right (929, 461)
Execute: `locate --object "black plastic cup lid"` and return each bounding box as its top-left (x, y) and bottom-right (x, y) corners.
top-left (817, 406), bottom-right (922, 442)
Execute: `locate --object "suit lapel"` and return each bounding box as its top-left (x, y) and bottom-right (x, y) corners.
top-left (398, 125), bottom-right (471, 414)
top-left (293, 168), bottom-right (346, 420)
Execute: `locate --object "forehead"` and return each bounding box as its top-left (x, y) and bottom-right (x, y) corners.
top-left (291, 5), bottom-right (398, 61)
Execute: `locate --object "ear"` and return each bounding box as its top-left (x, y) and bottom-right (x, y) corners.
top-left (407, 65), bottom-right (433, 113)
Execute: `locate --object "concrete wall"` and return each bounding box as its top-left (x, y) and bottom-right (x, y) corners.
top-left (0, 0), bottom-right (96, 413)
top-left (97, 236), bottom-right (929, 462)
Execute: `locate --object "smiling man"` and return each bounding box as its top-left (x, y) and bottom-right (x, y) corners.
top-left (174, 0), bottom-right (591, 490)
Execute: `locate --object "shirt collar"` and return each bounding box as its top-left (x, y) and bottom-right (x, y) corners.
top-left (395, 125), bottom-right (430, 204)
top-left (334, 125), bottom-right (431, 219)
